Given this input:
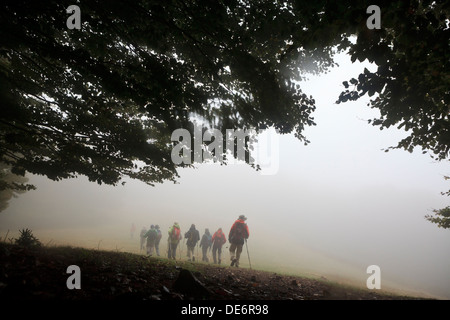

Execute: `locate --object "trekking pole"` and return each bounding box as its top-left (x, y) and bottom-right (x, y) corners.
top-left (245, 239), bottom-right (252, 269)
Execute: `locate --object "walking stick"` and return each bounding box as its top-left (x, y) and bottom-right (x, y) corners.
top-left (245, 239), bottom-right (252, 269)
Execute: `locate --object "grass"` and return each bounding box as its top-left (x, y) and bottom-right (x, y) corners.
top-left (1, 225), bottom-right (441, 301)
top-left (1, 240), bottom-right (436, 300)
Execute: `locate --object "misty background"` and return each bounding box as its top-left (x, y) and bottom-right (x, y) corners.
top-left (1, 52), bottom-right (449, 299)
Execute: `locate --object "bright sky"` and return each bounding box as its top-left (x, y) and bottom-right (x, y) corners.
top-left (1, 52), bottom-right (449, 299)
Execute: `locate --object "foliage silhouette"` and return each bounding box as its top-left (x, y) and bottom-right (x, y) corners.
top-left (0, 1), bottom-right (448, 222)
top-left (14, 228), bottom-right (42, 248)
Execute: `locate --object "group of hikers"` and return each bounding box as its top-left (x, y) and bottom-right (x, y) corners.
top-left (138, 215), bottom-right (250, 267)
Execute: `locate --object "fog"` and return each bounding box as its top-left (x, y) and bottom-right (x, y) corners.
top-left (1, 53), bottom-right (449, 299)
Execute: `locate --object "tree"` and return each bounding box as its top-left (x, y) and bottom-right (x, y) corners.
top-left (1, 0), bottom-right (325, 188)
top-left (14, 228), bottom-right (42, 248)
top-left (337, 1), bottom-right (449, 161)
top-left (425, 176), bottom-right (450, 229)
top-left (333, 2), bottom-right (449, 230)
top-left (0, 0), bottom-right (448, 193)
top-left (0, 162), bottom-right (34, 212)
top-left (426, 207), bottom-right (450, 229)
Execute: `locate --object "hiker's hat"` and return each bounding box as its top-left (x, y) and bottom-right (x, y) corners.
top-left (238, 214), bottom-right (247, 221)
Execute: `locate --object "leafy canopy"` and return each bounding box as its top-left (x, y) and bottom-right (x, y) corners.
top-left (336, 1), bottom-right (449, 161)
top-left (0, 0), bottom-right (448, 192)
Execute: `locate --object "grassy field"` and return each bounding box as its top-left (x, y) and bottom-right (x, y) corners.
top-left (1, 230), bottom-right (438, 302)
top-left (0, 226), bottom-right (439, 300)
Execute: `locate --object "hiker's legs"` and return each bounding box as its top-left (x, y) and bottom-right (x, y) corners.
top-left (192, 245), bottom-right (196, 261)
top-left (151, 244), bottom-right (156, 256)
top-left (212, 246), bottom-right (217, 263)
top-left (202, 247), bottom-right (207, 261)
top-left (229, 242), bottom-right (243, 266)
top-left (187, 245), bottom-right (192, 259)
top-left (187, 245), bottom-right (196, 260)
top-left (155, 243), bottom-right (160, 256)
top-left (172, 243), bottom-right (178, 259)
top-left (235, 244), bottom-right (243, 266)
top-left (229, 243), bottom-right (237, 261)
top-left (217, 246), bottom-right (222, 264)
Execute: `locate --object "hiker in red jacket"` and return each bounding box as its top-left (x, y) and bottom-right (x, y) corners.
top-left (228, 215), bottom-right (249, 267)
top-left (211, 228), bottom-right (227, 265)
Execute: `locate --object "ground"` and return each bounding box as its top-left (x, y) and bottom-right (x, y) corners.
top-left (0, 242), bottom-right (427, 301)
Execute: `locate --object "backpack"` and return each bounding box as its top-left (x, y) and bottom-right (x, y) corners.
top-left (231, 222), bottom-right (246, 243)
top-left (213, 231), bottom-right (225, 244)
top-left (186, 229), bottom-right (199, 246)
top-left (201, 234), bottom-right (212, 247)
top-left (218, 232), bottom-right (226, 244)
top-left (147, 229), bottom-right (157, 241)
top-left (171, 226), bottom-right (181, 241)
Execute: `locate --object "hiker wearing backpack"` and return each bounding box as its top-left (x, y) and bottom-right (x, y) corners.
top-left (154, 225), bottom-right (162, 256)
top-left (145, 225), bottom-right (158, 256)
top-left (228, 215), bottom-right (249, 267)
top-left (199, 228), bottom-right (212, 262)
top-left (168, 222), bottom-right (182, 260)
top-left (211, 228), bottom-right (227, 264)
top-left (139, 226), bottom-right (147, 252)
top-left (184, 224), bottom-right (200, 261)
